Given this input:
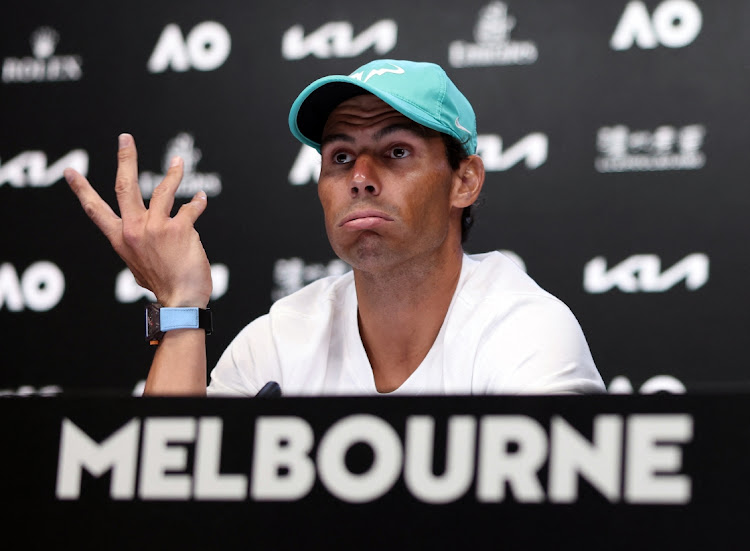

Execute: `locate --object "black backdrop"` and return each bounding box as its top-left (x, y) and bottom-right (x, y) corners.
top-left (1, 0), bottom-right (748, 396)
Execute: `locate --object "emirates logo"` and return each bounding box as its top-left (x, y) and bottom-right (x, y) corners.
top-left (139, 133), bottom-right (222, 199)
top-left (163, 133), bottom-right (202, 175)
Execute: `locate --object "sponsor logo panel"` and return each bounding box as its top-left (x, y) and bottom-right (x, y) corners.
top-left (584, 253), bottom-right (709, 294)
top-left (477, 133), bottom-right (548, 171)
top-left (608, 375), bottom-right (686, 395)
top-left (0, 261), bottom-right (65, 312)
top-left (282, 19), bottom-right (397, 60)
top-left (148, 22), bottom-right (231, 73)
top-left (595, 124), bottom-right (705, 173)
top-left (2, 27), bottom-right (82, 83)
top-left (139, 133), bottom-right (221, 199)
top-left (0, 385), bottom-right (63, 397)
top-left (0, 149), bottom-right (88, 188)
top-left (449, 2), bottom-right (538, 68)
top-left (289, 146), bottom-right (321, 186)
top-left (611, 0), bottom-right (702, 50)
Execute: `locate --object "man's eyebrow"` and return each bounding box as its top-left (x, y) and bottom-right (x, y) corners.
top-left (320, 133), bottom-right (355, 148)
top-left (374, 122), bottom-right (437, 141)
top-left (321, 122), bottom-right (438, 148)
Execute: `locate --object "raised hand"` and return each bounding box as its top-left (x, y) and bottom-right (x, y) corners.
top-left (64, 133), bottom-right (213, 308)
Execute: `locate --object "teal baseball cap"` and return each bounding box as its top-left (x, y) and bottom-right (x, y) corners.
top-left (288, 59), bottom-right (477, 155)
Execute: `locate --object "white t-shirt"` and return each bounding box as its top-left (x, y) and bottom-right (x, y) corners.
top-left (207, 251), bottom-right (605, 396)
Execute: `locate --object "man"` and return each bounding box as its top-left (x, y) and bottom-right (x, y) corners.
top-left (65, 59), bottom-right (605, 396)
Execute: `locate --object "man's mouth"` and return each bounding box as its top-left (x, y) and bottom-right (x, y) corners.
top-left (339, 210), bottom-right (394, 230)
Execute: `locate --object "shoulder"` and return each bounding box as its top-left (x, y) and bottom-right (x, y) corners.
top-left (456, 251), bottom-right (605, 394)
top-left (458, 250), bottom-right (559, 308)
top-left (208, 270), bottom-right (354, 396)
top-left (270, 270), bottom-right (354, 319)
top-left (454, 250), bottom-right (589, 350)
top-left (222, 269), bottom-right (353, 352)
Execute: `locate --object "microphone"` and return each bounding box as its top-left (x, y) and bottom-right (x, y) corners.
top-left (255, 381), bottom-right (282, 398)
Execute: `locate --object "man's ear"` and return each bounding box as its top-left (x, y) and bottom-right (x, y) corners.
top-left (451, 154), bottom-right (485, 208)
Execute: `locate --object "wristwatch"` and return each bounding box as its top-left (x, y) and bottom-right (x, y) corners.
top-left (145, 303), bottom-right (213, 345)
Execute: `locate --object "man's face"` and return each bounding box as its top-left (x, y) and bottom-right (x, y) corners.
top-left (318, 93), bottom-right (460, 274)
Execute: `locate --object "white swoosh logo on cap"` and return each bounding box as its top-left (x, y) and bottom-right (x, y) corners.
top-left (350, 63), bottom-right (405, 83)
top-left (455, 117), bottom-right (470, 133)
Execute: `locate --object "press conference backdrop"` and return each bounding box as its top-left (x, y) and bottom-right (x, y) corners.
top-left (1, 1), bottom-right (748, 396)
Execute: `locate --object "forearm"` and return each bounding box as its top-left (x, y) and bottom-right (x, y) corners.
top-left (65, 134), bottom-right (214, 396)
top-left (143, 329), bottom-right (208, 396)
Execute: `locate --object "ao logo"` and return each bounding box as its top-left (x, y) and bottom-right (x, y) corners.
top-left (609, 375), bottom-right (686, 395)
top-left (148, 22), bottom-right (231, 73)
top-left (115, 264), bottom-right (229, 303)
top-left (282, 19), bottom-right (397, 60)
top-left (0, 149), bottom-right (88, 188)
top-left (611, 0), bottom-right (702, 50)
top-left (288, 134), bottom-right (547, 185)
top-left (0, 261), bottom-right (65, 312)
top-left (584, 253), bottom-right (709, 293)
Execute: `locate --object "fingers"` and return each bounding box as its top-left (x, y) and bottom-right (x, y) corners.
top-left (68, 133), bottom-right (205, 243)
top-left (64, 168), bottom-right (122, 242)
top-left (149, 155), bottom-right (184, 217)
top-left (176, 190), bottom-right (208, 225)
top-left (114, 133), bottom-right (146, 223)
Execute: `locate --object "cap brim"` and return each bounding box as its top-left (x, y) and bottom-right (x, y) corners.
top-left (290, 79), bottom-right (369, 151)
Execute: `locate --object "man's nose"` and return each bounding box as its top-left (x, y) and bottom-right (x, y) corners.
top-left (349, 155), bottom-right (381, 198)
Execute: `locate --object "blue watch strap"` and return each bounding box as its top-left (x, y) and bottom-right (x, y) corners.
top-left (145, 304), bottom-right (212, 344)
top-left (159, 307), bottom-right (201, 331)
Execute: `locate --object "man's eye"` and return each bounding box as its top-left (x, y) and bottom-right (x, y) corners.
top-left (390, 147), bottom-right (410, 159)
top-left (334, 152), bottom-right (353, 164)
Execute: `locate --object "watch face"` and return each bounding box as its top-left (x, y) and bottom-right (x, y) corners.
top-left (145, 303), bottom-right (163, 340)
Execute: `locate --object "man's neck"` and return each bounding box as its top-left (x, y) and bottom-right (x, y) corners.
top-left (353, 245), bottom-right (464, 393)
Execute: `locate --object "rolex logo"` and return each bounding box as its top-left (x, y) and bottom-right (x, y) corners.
top-left (2, 26), bottom-right (82, 83)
